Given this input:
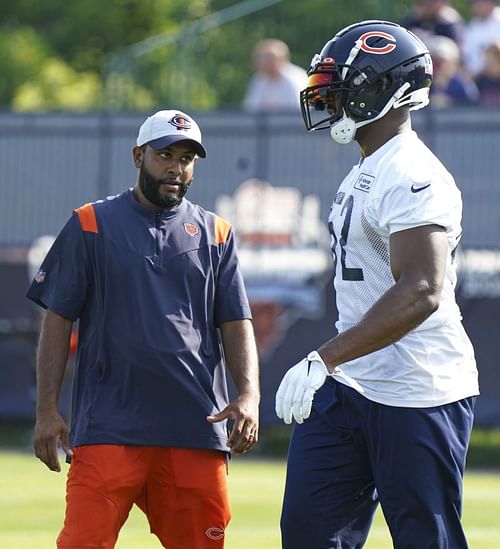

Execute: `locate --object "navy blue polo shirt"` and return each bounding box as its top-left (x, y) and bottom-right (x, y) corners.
top-left (27, 189), bottom-right (252, 451)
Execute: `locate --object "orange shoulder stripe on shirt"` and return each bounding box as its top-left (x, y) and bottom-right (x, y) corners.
top-left (214, 216), bottom-right (231, 245)
top-left (74, 203), bottom-right (98, 233)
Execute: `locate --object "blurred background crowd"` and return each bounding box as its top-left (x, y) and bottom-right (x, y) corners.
top-left (0, 0), bottom-right (499, 114)
top-left (402, 0), bottom-right (500, 107)
top-left (243, 0), bottom-right (500, 111)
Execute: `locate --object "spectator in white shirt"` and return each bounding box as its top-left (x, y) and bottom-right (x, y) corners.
top-left (463, 0), bottom-right (500, 76)
top-left (243, 39), bottom-right (307, 112)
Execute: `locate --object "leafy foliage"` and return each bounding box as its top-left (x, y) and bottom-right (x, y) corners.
top-left (0, 0), bottom-right (473, 111)
top-left (12, 59), bottom-right (101, 112)
top-left (0, 27), bottom-right (49, 107)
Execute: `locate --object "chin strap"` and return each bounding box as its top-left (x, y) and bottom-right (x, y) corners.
top-left (330, 82), bottom-right (426, 145)
top-left (330, 113), bottom-right (357, 144)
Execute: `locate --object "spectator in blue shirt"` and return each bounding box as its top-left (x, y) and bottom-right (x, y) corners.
top-left (476, 40), bottom-right (500, 105)
top-left (427, 34), bottom-right (479, 107)
top-left (402, 0), bottom-right (465, 49)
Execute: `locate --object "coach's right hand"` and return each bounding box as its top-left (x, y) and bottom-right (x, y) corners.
top-left (275, 351), bottom-right (330, 425)
top-left (33, 410), bottom-right (73, 472)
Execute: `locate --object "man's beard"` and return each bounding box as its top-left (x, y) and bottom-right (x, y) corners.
top-left (138, 163), bottom-right (192, 209)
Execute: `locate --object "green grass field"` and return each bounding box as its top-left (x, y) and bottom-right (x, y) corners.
top-left (0, 451), bottom-right (499, 548)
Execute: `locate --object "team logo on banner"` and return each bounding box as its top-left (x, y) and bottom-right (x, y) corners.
top-left (216, 179), bottom-right (332, 359)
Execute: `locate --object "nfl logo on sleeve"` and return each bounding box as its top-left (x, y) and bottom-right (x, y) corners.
top-left (34, 269), bottom-right (46, 283)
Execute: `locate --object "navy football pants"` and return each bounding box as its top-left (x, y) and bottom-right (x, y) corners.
top-left (281, 377), bottom-right (476, 549)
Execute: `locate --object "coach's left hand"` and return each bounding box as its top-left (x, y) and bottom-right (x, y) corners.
top-left (207, 394), bottom-right (259, 456)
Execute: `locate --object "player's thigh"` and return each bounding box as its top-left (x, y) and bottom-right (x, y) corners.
top-left (140, 447), bottom-right (231, 549)
top-left (57, 445), bottom-right (151, 548)
top-left (281, 378), bottom-right (377, 549)
top-left (369, 397), bottom-right (476, 548)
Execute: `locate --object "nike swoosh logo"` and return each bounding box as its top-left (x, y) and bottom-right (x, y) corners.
top-left (411, 183), bottom-right (431, 193)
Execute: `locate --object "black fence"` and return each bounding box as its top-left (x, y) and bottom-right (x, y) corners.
top-left (0, 109), bottom-right (499, 427)
top-left (0, 108), bottom-right (499, 248)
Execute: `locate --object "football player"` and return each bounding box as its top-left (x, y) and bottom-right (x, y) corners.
top-left (276, 20), bottom-right (478, 549)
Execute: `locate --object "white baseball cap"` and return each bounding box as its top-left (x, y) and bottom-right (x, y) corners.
top-left (136, 109), bottom-right (207, 158)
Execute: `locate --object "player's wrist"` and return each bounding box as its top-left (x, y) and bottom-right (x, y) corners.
top-left (308, 349), bottom-right (335, 374)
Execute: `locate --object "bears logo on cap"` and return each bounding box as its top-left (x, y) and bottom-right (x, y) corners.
top-left (169, 114), bottom-right (192, 131)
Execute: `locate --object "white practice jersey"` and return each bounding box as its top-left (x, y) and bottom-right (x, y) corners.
top-left (329, 131), bottom-right (479, 407)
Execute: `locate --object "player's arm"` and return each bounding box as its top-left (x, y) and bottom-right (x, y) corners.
top-left (207, 319), bottom-right (260, 456)
top-left (318, 223), bottom-right (448, 370)
top-left (33, 309), bottom-right (74, 472)
top-left (276, 223), bottom-right (448, 424)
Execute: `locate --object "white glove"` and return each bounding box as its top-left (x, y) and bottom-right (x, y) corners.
top-left (275, 351), bottom-right (330, 425)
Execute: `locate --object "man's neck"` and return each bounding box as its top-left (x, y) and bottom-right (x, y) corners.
top-left (357, 116), bottom-right (412, 158)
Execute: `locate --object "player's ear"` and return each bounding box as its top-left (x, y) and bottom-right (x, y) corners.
top-left (133, 146), bottom-right (144, 168)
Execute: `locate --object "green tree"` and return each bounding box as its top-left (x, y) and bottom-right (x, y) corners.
top-left (12, 58), bottom-right (101, 112)
top-left (0, 0), bottom-right (209, 110)
top-left (0, 27), bottom-right (49, 107)
top-left (0, 0), bottom-right (474, 111)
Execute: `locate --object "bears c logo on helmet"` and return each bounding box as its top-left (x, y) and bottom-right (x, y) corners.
top-left (169, 114), bottom-right (192, 130)
top-left (358, 31), bottom-right (396, 54)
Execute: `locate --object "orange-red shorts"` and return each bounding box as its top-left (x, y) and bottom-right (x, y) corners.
top-left (57, 445), bottom-right (231, 549)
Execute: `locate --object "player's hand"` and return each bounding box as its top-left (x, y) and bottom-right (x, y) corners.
top-left (275, 351), bottom-right (330, 425)
top-left (33, 410), bottom-right (72, 472)
top-left (207, 394), bottom-right (259, 456)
